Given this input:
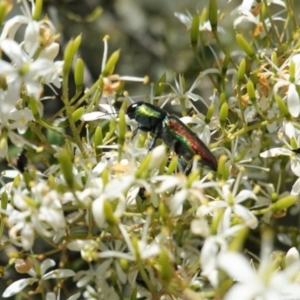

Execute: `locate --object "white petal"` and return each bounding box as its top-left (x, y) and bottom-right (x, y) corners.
top-left (1, 169), bottom-right (21, 178)
top-left (92, 197), bottom-right (106, 228)
top-left (115, 261), bottom-right (127, 284)
top-left (141, 242), bottom-right (161, 259)
top-left (186, 92), bottom-right (201, 102)
top-left (291, 157), bottom-right (300, 177)
top-left (286, 247), bottom-right (300, 267)
top-left (0, 39), bottom-right (24, 65)
top-left (43, 269), bottom-right (75, 280)
top-left (39, 43), bottom-right (60, 60)
top-left (270, 0), bottom-right (286, 7)
top-left (155, 176), bottom-right (181, 193)
top-left (218, 252), bottom-right (258, 282)
top-left (168, 189), bottom-right (188, 216)
top-left (283, 121), bottom-right (296, 139)
top-left (24, 21), bottom-right (39, 57)
top-left (67, 292), bottom-right (81, 300)
top-left (260, 148), bottom-right (292, 157)
top-left (233, 205), bottom-right (258, 229)
top-left (0, 59), bottom-right (15, 74)
top-left (287, 84), bottom-right (300, 117)
top-left (41, 258), bottom-right (56, 275)
top-left (235, 190), bottom-right (257, 203)
top-left (1, 16), bottom-right (29, 39)
top-left (67, 239), bottom-right (94, 251)
top-left (233, 14), bottom-right (258, 28)
top-left (46, 292), bottom-right (56, 300)
top-left (2, 278), bottom-right (36, 297)
top-left (81, 111), bottom-right (113, 121)
top-left (21, 223), bottom-right (34, 250)
top-left (291, 178), bottom-right (300, 195)
top-left (224, 283), bottom-right (259, 300)
top-left (174, 12), bottom-right (191, 27)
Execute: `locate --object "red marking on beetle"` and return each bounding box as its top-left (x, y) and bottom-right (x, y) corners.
top-left (167, 118), bottom-right (217, 170)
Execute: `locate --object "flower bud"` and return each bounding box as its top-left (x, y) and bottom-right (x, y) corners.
top-left (190, 14), bottom-right (200, 48)
top-left (119, 258), bottom-right (129, 272)
top-left (220, 92), bottom-right (226, 106)
top-left (58, 148), bottom-right (74, 188)
top-left (63, 39), bottom-right (75, 75)
top-left (209, 0), bottom-right (218, 32)
top-left (0, 130), bottom-right (7, 154)
top-left (102, 49), bottom-right (120, 77)
top-left (0, 2), bottom-right (8, 28)
top-left (118, 103), bottom-right (127, 147)
top-left (149, 145), bottom-right (166, 169)
top-left (247, 80), bottom-right (256, 102)
top-left (211, 209), bottom-right (224, 235)
top-left (131, 235), bottom-right (141, 261)
top-left (13, 173), bottom-right (21, 189)
top-left (74, 57), bottom-right (84, 90)
top-left (102, 168), bottom-right (109, 186)
top-left (29, 97), bottom-right (40, 118)
top-left (73, 34), bottom-right (82, 53)
top-left (118, 108), bottom-right (126, 161)
top-left (275, 94), bottom-right (290, 118)
top-left (205, 104), bottom-right (215, 123)
top-left (285, 247), bottom-right (300, 268)
top-left (271, 196), bottom-right (297, 211)
top-left (228, 227), bottom-right (249, 252)
top-left (271, 51), bottom-right (278, 71)
top-left (32, 0), bottom-right (43, 21)
top-left (103, 119), bottom-right (116, 143)
top-left (200, 7), bottom-right (207, 27)
top-left (236, 34), bottom-right (256, 59)
top-left (103, 200), bottom-right (118, 225)
top-left (217, 154), bottom-right (228, 181)
top-left (48, 175), bottom-right (57, 190)
top-left (159, 249), bottom-right (173, 283)
top-left (135, 154), bottom-right (151, 179)
top-left (159, 202), bottom-right (168, 224)
top-left (155, 73), bottom-right (166, 98)
top-left (290, 61), bottom-right (295, 83)
top-left (63, 35), bottom-right (82, 75)
top-left (237, 58), bottom-right (246, 85)
top-left (166, 155), bottom-right (178, 175)
top-left (1, 191), bottom-right (8, 211)
top-left (72, 107), bottom-right (84, 123)
top-left (219, 102), bottom-right (228, 124)
top-left (94, 126), bottom-right (103, 156)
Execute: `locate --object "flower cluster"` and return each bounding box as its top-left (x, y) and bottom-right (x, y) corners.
top-left (1, 0), bottom-right (300, 299)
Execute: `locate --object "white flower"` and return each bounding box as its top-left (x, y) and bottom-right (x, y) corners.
top-left (209, 174), bottom-right (258, 230)
top-left (1, 0), bottom-right (56, 56)
top-left (232, 0), bottom-right (286, 29)
top-left (169, 73), bottom-right (208, 109)
top-left (174, 11), bottom-right (225, 33)
top-left (0, 86), bottom-right (36, 157)
top-left (218, 251), bottom-right (300, 300)
top-left (154, 173), bottom-right (218, 216)
top-left (200, 225), bottom-right (245, 287)
top-left (7, 181), bottom-right (66, 250)
top-left (2, 258), bottom-right (75, 298)
top-left (260, 146), bottom-right (300, 177)
top-left (0, 39), bottom-right (55, 99)
top-left (98, 217), bottom-right (161, 262)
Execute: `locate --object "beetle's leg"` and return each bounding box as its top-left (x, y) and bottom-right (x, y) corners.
top-left (148, 136), bottom-right (158, 152)
top-left (132, 128), bottom-right (139, 139)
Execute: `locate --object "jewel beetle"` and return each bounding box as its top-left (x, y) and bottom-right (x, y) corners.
top-left (127, 101), bottom-right (217, 171)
